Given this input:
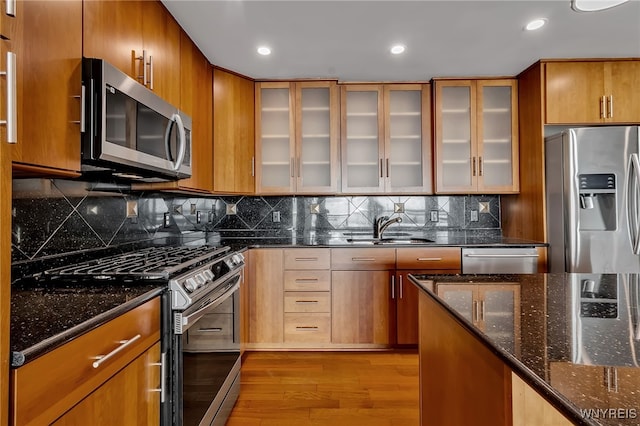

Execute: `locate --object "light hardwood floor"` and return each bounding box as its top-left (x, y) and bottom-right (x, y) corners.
top-left (227, 351), bottom-right (419, 426)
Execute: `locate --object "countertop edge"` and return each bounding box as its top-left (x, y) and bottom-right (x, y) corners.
top-left (11, 287), bottom-right (165, 368)
top-left (407, 274), bottom-right (597, 426)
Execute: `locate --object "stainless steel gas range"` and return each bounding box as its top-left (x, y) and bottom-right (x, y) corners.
top-left (41, 244), bottom-right (245, 426)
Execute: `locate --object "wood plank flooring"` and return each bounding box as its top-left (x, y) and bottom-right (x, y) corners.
top-left (227, 351), bottom-right (419, 426)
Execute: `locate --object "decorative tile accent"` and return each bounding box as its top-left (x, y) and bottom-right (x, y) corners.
top-left (393, 202), bottom-right (405, 213)
top-left (226, 203), bottom-right (237, 215)
top-left (309, 203), bottom-right (320, 214)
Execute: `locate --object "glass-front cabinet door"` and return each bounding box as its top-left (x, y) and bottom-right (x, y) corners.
top-left (295, 81), bottom-right (339, 193)
top-left (256, 81), bottom-right (338, 194)
top-left (384, 84), bottom-right (431, 193)
top-left (434, 79), bottom-right (519, 194)
top-left (477, 80), bottom-right (519, 193)
top-left (478, 284), bottom-right (521, 356)
top-left (342, 84), bottom-right (432, 194)
top-left (255, 82), bottom-right (295, 193)
top-left (341, 85), bottom-right (384, 193)
top-left (434, 80), bottom-right (476, 193)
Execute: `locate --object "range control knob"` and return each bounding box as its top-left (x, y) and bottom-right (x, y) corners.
top-left (202, 269), bottom-right (214, 281)
top-left (184, 278), bottom-right (198, 292)
top-left (195, 273), bottom-right (206, 287)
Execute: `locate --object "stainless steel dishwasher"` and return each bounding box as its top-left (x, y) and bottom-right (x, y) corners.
top-left (461, 248), bottom-right (540, 273)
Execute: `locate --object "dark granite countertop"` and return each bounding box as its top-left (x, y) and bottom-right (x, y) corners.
top-left (10, 282), bottom-right (164, 368)
top-left (408, 273), bottom-right (640, 426)
top-left (219, 231), bottom-right (546, 251)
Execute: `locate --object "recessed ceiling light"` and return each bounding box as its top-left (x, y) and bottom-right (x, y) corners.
top-left (525, 18), bottom-right (547, 31)
top-left (390, 44), bottom-right (406, 55)
top-left (257, 46), bottom-right (271, 56)
top-left (572, 0), bottom-right (629, 12)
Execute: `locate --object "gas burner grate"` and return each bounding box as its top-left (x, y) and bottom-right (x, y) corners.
top-left (41, 246), bottom-right (230, 281)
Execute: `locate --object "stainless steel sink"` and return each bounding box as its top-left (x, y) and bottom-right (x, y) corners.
top-left (346, 237), bottom-right (434, 245)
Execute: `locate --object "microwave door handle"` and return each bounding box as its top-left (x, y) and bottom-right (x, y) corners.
top-left (174, 113), bottom-right (186, 171)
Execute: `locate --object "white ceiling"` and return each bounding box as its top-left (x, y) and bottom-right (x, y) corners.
top-left (161, 0), bottom-right (640, 82)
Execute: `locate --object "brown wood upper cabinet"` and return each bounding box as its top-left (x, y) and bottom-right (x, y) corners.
top-left (341, 84), bottom-right (432, 194)
top-left (433, 79), bottom-right (519, 194)
top-left (176, 31), bottom-right (213, 193)
top-left (213, 68), bottom-right (255, 194)
top-left (12, 0), bottom-right (82, 176)
top-left (83, 0), bottom-right (181, 107)
top-left (545, 60), bottom-right (640, 125)
top-left (255, 81), bottom-right (340, 194)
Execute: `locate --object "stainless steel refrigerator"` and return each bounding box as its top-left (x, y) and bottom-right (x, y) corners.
top-left (545, 126), bottom-right (640, 273)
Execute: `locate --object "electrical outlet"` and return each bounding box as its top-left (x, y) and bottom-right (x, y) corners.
top-left (272, 211), bottom-right (281, 223)
top-left (430, 210), bottom-right (439, 222)
top-left (470, 210), bottom-right (479, 222)
top-left (163, 212), bottom-right (171, 227)
top-left (196, 211), bottom-right (203, 224)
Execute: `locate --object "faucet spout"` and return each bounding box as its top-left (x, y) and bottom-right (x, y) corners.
top-left (373, 216), bottom-right (402, 239)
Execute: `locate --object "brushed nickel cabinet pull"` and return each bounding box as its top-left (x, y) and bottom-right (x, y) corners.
top-left (295, 257), bottom-right (318, 261)
top-left (386, 158), bottom-right (390, 178)
top-left (399, 275), bottom-right (404, 299)
top-left (479, 156), bottom-right (483, 176)
top-left (0, 51), bottom-right (17, 143)
top-left (295, 278), bottom-right (319, 283)
top-left (391, 275), bottom-right (395, 299)
top-left (148, 54), bottom-right (154, 90)
top-left (295, 300), bottom-right (319, 304)
top-left (198, 327), bottom-right (223, 332)
top-left (601, 96), bottom-right (606, 119)
top-left (296, 326), bottom-right (319, 330)
top-left (151, 352), bottom-right (166, 403)
top-left (380, 158), bottom-right (384, 178)
top-left (352, 257), bottom-right (376, 262)
top-left (416, 257), bottom-right (442, 261)
top-left (92, 334), bottom-right (141, 368)
top-left (472, 157), bottom-right (476, 176)
top-left (608, 95), bottom-right (613, 118)
top-left (6, 0), bottom-right (15, 16)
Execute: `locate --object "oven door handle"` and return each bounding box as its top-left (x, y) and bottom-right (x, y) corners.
top-left (176, 273), bottom-right (241, 334)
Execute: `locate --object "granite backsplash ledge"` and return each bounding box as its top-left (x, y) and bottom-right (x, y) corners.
top-left (12, 177), bottom-right (502, 263)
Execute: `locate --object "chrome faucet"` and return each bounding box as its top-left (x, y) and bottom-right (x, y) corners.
top-left (373, 216), bottom-right (402, 239)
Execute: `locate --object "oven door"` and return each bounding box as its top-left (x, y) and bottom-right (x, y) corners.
top-left (173, 272), bottom-right (242, 426)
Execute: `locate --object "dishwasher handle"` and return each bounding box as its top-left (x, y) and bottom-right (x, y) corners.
top-left (463, 254), bottom-right (539, 258)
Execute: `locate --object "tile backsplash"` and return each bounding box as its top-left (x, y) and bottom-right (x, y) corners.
top-left (12, 178), bottom-right (500, 262)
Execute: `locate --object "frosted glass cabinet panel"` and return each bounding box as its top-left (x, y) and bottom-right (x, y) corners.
top-left (341, 84), bottom-right (432, 193)
top-left (477, 81), bottom-right (518, 191)
top-left (385, 85), bottom-right (432, 192)
top-left (256, 83), bottom-right (295, 192)
top-left (342, 86), bottom-right (384, 192)
top-left (437, 283), bottom-right (521, 357)
top-left (256, 81), bottom-right (339, 194)
top-left (434, 79), bottom-right (519, 194)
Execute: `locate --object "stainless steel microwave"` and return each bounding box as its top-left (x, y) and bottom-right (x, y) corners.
top-left (81, 58), bottom-right (192, 181)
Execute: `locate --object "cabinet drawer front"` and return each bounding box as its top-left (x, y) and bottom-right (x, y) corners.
top-left (396, 247), bottom-right (461, 269)
top-left (183, 313), bottom-right (234, 351)
top-left (12, 298), bottom-right (160, 426)
top-left (331, 248), bottom-right (396, 270)
top-left (284, 270), bottom-right (331, 291)
top-left (284, 292), bottom-right (331, 313)
top-left (284, 313), bottom-right (331, 343)
top-left (284, 248), bottom-right (330, 270)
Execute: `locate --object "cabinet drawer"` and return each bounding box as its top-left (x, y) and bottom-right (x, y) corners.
top-left (284, 270), bottom-right (331, 291)
top-left (284, 292), bottom-right (330, 313)
top-left (12, 298), bottom-right (160, 426)
top-left (284, 313), bottom-right (331, 343)
top-left (183, 313), bottom-right (234, 351)
top-left (284, 248), bottom-right (330, 270)
top-left (331, 248), bottom-right (396, 270)
top-left (396, 247), bottom-right (461, 269)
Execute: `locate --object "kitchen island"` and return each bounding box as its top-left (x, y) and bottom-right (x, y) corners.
top-left (409, 273), bottom-right (640, 426)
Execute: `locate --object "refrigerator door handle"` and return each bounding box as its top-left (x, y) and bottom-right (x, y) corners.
top-left (626, 153), bottom-right (640, 254)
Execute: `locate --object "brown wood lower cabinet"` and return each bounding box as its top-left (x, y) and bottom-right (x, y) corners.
top-left (331, 270), bottom-right (394, 345)
top-left (52, 342), bottom-right (161, 425)
top-left (11, 297), bottom-right (161, 425)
